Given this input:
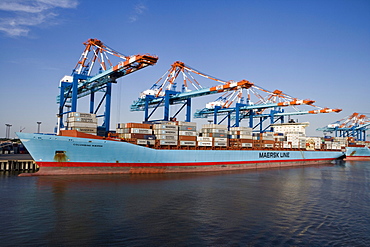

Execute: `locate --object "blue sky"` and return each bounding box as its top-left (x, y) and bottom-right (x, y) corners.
top-left (0, 0), bottom-right (369, 138)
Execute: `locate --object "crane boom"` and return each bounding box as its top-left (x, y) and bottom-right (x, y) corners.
top-left (131, 79), bottom-right (254, 111)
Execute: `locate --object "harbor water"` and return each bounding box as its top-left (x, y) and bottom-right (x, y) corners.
top-left (0, 161), bottom-right (369, 246)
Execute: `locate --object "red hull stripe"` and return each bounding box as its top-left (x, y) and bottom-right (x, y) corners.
top-left (37, 158), bottom-right (337, 167)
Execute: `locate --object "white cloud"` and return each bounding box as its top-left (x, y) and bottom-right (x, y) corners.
top-left (129, 2), bottom-right (147, 23)
top-left (0, 0), bottom-right (78, 37)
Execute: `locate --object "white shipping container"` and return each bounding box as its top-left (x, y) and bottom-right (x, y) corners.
top-left (264, 144), bottom-right (274, 148)
top-left (67, 116), bottom-right (97, 123)
top-left (67, 122), bottom-right (98, 128)
top-left (177, 121), bottom-right (197, 126)
top-left (179, 141), bottom-right (196, 146)
top-left (178, 131), bottom-right (197, 136)
top-left (159, 140), bottom-right (177, 145)
top-left (214, 142), bottom-right (227, 146)
top-left (242, 143), bottom-right (253, 148)
top-left (153, 124), bottom-right (178, 130)
top-left (154, 129), bottom-right (178, 135)
top-left (197, 141), bottom-right (213, 146)
top-left (197, 137), bottom-right (213, 142)
top-left (130, 128), bottom-right (153, 134)
top-left (116, 128), bottom-right (124, 134)
top-left (68, 112), bottom-right (96, 118)
top-left (156, 135), bottom-right (178, 140)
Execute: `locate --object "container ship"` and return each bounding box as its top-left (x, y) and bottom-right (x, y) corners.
top-left (17, 115), bottom-right (345, 176)
top-left (16, 39), bottom-right (363, 176)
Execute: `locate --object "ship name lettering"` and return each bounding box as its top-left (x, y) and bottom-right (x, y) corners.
top-left (73, 143), bottom-right (103, 147)
top-left (280, 152), bottom-right (290, 158)
top-left (259, 152), bottom-right (290, 158)
top-left (259, 152), bottom-right (279, 158)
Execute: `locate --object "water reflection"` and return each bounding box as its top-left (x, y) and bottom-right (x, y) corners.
top-left (1, 162), bottom-right (369, 246)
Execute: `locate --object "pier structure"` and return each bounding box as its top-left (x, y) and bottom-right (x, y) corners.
top-left (0, 160), bottom-right (38, 172)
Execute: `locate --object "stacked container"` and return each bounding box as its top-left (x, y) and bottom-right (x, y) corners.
top-left (116, 123), bottom-right (155, 145)
top-left (283, 132), bottom-right (306, 149)
top-left (305, 137), bottom-right (322, 150)
top-left (199, 124), bottom-right (228, 147)
top-left (274, 133), bottom-right (285, 149)
top-left (67, 112), bottom-right (97, 135)
top-left (153, 122), bottom-right (178, 146)
top-left (253, 132), bottom-right (275, 148)
top-left (177, 121), bottom-right (197, 146)
top-left (229, 127), bottom-right (253, 148)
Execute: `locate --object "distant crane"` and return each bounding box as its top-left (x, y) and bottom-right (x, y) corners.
top-left (57, 38), bottom-right (158, 133)
top-left (317, 113), bottom-right (370, 141)
top-left (194, 80), bottom-right (341, 132)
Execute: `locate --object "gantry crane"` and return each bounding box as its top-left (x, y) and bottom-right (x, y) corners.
top-left (317, 113), bottom-right (370, 141)
top-left (130, 61), bottom-right (254, 122)
top-left (57, 38), bottom-right (158, 133)
top-left (131, 61), bottom-right (341, 130)
top-left (194, 81), bottom-right (341, 132)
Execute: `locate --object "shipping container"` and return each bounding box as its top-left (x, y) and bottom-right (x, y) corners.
top-left (67, 116), bottom-right (97, 123)
top-left (156, 135), bottom-right (178, 140)
top-left (214, 142), bottom-right (227, 147)
top-left (178, 126), bottom-right (197, 131)
top-left (153, 124), bottom-right (178, 130)
top-left (177, 121), bottom-right (197, 126)
top-left (153, 129), bottom-right (178, 135)
top-left (67, 122), bottom-right (98, 128)
top-left (68, 112), bottom-right (96, 118)
top-left (197, 141), bottom-right (213, 146)
top-left (159, 140), bottom-right (178, 146)
top-left (214, 138), bottom-right (228, 142)
top-left (179, 141), bottom-right (196, 146)
top-left (178, 131), bottom-right (197, 136)
top-left (197, 137), bottom-right (213, 142)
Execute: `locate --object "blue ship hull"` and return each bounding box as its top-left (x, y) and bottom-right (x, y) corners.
top-left (345, 146), bottom-right (370, 160)
top-left (17, 132), bottom-right (345, 176)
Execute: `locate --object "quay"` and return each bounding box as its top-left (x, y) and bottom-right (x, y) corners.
top-left (0, 153), bottom-right (38, 172)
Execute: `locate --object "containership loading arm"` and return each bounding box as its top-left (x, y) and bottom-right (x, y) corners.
top-left (57, 39), bottom-right (158, 134)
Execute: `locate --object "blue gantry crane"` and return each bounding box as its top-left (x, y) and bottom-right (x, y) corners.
top-left (316, 113), bottom-right (370, 141)
top-left (130, 61), bottom-right (254, 122)
top-left (194, 85), bottom-right (341, 132)
top-left (130, 61), bottom-right (341, 131)
top-left (57, 39), bottom-right (158, 134)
